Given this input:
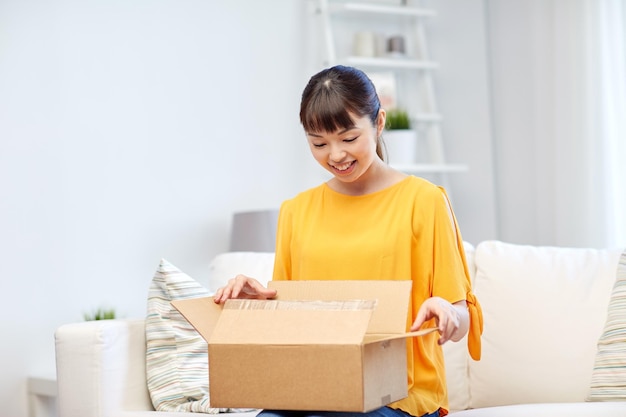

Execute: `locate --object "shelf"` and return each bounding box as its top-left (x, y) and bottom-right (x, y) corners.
top-left (317, 0), bottom-right (468, 186)
top-left (329, 2), bottom-right (436, 17)
top-left (391, 163), bottom-right (469, 174)
top-left (345, 56), bottom-right (438, 69)
top-left (28, 376), bottom-right (58, 417)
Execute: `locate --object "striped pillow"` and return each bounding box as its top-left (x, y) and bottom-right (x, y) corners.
top-left (587, 250), bottom-right (626, 401)
top-left (145, 259), bottom-right (220, 413)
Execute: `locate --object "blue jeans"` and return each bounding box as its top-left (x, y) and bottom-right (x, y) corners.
top-left (256, 406), bottom-right (439, 417)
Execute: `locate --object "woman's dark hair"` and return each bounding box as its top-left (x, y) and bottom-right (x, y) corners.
top-left (299, 65), bottom-right (385, 160)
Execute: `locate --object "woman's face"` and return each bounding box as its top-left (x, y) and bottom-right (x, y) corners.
top-left (305, 112), bottom-right (384, 183)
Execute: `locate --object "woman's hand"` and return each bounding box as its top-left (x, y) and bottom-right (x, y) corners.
top-left (213, 274), bottom-right (277, 304)
top-left (411, 297), bottom-right (469, 345)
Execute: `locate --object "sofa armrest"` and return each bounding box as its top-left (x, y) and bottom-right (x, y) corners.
top-left (55, 318), bottom-right (154, 417)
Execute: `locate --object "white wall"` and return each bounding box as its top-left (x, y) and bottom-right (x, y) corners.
top-left (0, 1), bottom-right (495, 416)
top-left (487, 0), bottom-right (548, 245)
top-left (428, 0), bottom-right (498, 243)
top-left (0, 1), bottom-right (312, 416)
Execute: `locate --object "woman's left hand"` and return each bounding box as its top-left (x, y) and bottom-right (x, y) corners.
top-left (411, 297), bottom-right (469, 345)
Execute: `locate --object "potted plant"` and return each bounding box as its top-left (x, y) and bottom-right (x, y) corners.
top-left (383, 108), bottom-right (418, 164)
top-left (83, 307), bottom-right (116, 321)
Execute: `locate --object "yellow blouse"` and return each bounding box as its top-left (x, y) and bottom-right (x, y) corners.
top-left (272, 176), bottom-right (482, 417)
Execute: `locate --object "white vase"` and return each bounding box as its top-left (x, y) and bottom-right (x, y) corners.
top-left (384, 129), bottom-right (418, 165)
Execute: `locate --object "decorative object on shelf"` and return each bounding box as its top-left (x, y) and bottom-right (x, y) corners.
top-left (384, 108), bottom-right (418, 165)
top-left (386, 35), bottom-right (406, 58)
top-left (230, 209), bottom-right (279, 252)
top-left (367, 71), bottom-right (397, 109)
top-left (352, 31), bottom-right (379, 57)
top-left (83, 307), bottom-right (116, 321)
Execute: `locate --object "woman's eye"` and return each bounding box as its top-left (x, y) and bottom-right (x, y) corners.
top-left (313, 143), bottom-right (326, 148)
top-left (344, 137), bottom-right (357, 143)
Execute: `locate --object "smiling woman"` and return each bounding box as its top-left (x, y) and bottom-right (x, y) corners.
top-left (299, 65), bottom-right (398, 196)
top-left (214, 65), bottom-right (483, 417)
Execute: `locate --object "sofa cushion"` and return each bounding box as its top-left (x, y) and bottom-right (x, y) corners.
top-left (450, 401), bottom-right (626, 416)
top-left (587, 250), bottom-right (626, 401)
top-left (468, 241), bottom-right (622, 408)
top-left (145, 259), bottom-right (220, 414)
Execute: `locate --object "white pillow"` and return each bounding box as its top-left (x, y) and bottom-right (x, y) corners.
top-left (468, 241), bottom-right (621, 408)
top-left (587, 250), bottom-right (626, 401)
top-left (145, 259), bottom-right (220, 414)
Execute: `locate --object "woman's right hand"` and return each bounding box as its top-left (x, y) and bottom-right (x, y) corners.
top-left (213, 274), bottom-right (277, 304)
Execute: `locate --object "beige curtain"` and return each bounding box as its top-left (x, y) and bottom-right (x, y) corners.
top-left (594, 0), bottom-right (626, 248)
top-left (487, 0), bottom-right (626, 248)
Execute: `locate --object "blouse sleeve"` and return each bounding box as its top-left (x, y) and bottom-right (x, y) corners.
top-left (437, 186), bottom-right (483, 361)
top-left (272, 199), bottom-right (293, 281)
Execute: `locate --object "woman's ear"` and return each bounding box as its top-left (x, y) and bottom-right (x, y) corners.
top-left (377, 109), bottom-right (386, 136)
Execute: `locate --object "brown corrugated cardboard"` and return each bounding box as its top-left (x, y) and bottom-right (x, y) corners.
top-left (172, 280), bottom-right (437, 412)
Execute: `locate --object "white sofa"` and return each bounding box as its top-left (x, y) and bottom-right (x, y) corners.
top-left (55, 240), bottom-right (626, 417)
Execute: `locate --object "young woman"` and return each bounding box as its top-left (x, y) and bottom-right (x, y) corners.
top-left (214, 65), bottom-right (482, 417)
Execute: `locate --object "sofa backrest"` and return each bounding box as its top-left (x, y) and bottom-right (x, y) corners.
top-left (205, 242), bottom-right (623, 410)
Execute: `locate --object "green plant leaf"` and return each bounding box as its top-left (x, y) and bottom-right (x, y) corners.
top-left (385, 108), bottom-right (411, 130)
top-left (84, 307), bottom-right (116, 321)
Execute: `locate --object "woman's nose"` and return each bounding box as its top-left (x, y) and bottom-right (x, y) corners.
top-left (329, 144), bottom-right (346, 161)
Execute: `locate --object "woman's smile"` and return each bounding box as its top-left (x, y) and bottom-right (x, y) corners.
top-left (330, 160), bottom-right (356, 174)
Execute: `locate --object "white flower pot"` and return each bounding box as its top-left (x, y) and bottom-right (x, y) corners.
top-left (384, 129), bottom-right (418, 165)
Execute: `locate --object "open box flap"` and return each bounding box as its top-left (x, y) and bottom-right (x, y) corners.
top-left (171, 297), bottom-right (222, 341)
top-left (363, 327), bottom-right (439, 343)
top-left (210, 299), bottom-right (375, 344)
top-left (269, 280), bottom-right (412, 335)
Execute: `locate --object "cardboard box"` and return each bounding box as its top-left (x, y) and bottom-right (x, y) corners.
top-left (172, 280), bottom-right (436, 412)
